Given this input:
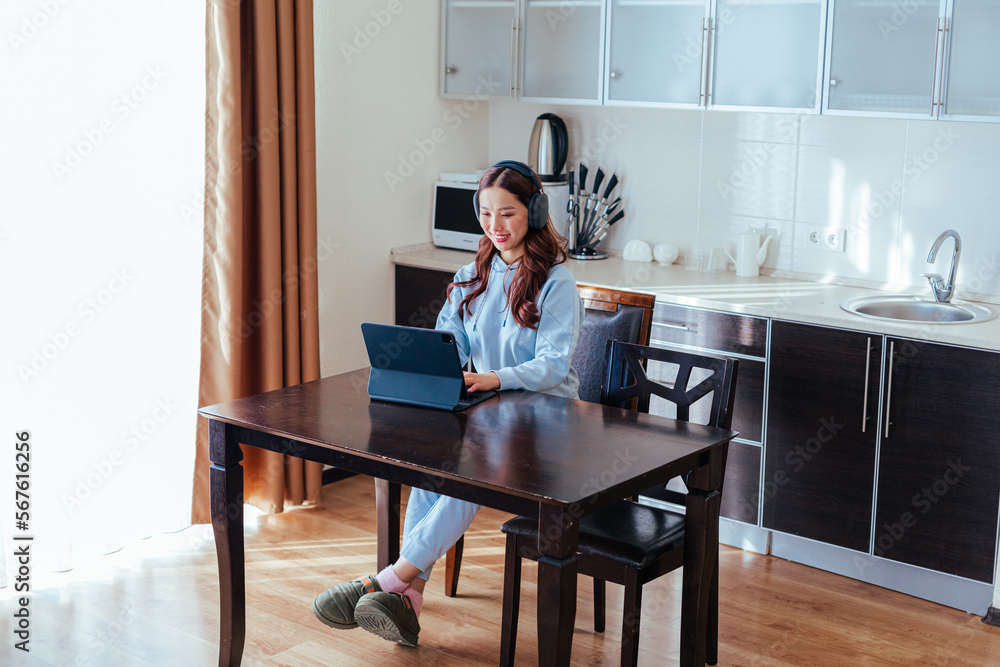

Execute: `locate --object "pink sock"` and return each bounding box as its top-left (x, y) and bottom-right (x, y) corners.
top-left (403, 587), bottom-right (424, 617)
top-left (375, 565), bottom-right (407, 593)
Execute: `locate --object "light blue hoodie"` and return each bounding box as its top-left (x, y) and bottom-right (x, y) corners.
top-left (435, 255), bottom-right (584, 399)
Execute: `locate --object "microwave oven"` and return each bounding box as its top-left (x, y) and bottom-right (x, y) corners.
top-left (432, 181), bottom-right (482, 252)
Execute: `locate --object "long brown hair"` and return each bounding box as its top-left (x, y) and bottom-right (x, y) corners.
top-left (452, 164), bottom-right (568, 330)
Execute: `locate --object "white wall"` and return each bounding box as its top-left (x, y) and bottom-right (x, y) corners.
top-left (314, 1), bottom-right (491, 375)
top-left (490, 101), bottom-right (1000, 300)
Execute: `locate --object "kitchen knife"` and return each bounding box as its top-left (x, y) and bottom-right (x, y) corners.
top-left (585, 207), bottom-right (624, 245)
top-left (566, 169), bottom-right (576, 250)
top-left (577, 163), bottom-right (596, 239)
top-left (602, 173), bottom-right (618, 201)
top-left (583, 210), bottom-right (625, 249)
top-left (582, 167), bottom-right (605, 239)
top-left (591, 168), bottom-right (605, 203)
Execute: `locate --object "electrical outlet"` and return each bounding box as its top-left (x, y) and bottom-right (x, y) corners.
top-left (806, 227), bottom-right (846, 253)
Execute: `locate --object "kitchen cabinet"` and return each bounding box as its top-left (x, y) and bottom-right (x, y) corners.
top-left (873, 337), bottom-right (1000, 582)
top-left (709, 0), bottom-right (826, 111)
top-left (764, 320), bottom-right (1000, 582)
top-left (940, 0), bottom-right (1000, 119)
top-left (763, 321), bottom-right (881, 551)
top-left (440, 0), bottom-right (1000, 120)
top-left (440, 0), bottom-right (518, 99)
top-left (520, 0), bottom-right (605, 103)
top-left (603, 0), bottom-right (826, 111)
top-left (394, 265), bottom-right (455, 329)
top-left (604, 0), bottom-right (708, 107)
top-left (823, 0), bottom-right (940, 116)
top-left (823, 0), bottom-right (1000, 120)
top-left (645, 303), bottom-right (767, 525)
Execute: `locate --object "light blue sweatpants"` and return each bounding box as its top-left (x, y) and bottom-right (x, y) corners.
top-left (400, 487), bottom-right (480, 581)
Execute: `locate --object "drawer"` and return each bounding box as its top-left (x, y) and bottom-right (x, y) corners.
top-left (652, 303), bottom-right (767, 358)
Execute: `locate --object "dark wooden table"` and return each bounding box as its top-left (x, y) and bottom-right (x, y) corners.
top-left (199, 368), bottom-right (736, 667)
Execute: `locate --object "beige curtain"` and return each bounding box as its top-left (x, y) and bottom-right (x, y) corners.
top-left (192, 0), bottom-right (322, 523)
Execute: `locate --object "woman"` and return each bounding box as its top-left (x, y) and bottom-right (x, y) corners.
top-left (312, 161), bottom-right (584, 647)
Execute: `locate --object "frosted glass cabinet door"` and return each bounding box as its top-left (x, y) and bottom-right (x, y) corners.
top-left (710, 0), bottom-right (825, 110)
top-left (825, 0), bottom-right (941, 115)
top-left (442, 0), bottom-right (517, 98)
top-left (607, 0), bottom-right (709, 105)
top-left (521, 0), bottom-right (604, 101)
top-left (942, 0), bottom-right (1000, 118)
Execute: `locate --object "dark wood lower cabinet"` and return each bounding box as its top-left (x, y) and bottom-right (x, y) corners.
top-left (719, 441), bottom-right (762, 524)
top-left (394, 265), bottom-right (455, 328)
top-left (873, 338), bottom-right (1000, 583)
top-left (763, 321), bottom-right (881, 552)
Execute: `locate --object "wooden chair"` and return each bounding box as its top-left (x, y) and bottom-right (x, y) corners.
top-left (498, 340), bottom-right (738, 667)
top-left (442, 285), bottom-right (655, 596)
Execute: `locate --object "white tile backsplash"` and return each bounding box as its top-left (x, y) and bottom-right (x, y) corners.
top-left (489, 102), bottom-right (1000, 298)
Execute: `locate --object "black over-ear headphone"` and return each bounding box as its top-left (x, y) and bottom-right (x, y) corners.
top-left (473, 160), bottom-right (549, 231)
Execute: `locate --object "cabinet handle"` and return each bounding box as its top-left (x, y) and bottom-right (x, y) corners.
top-left (609, 70), bottom-right (619, 80)
top-left (658, 322), bottom-right (691, 332)
top-left (445, 66), bottom-right (456, 76)
top-left (700, 18), bottom-right (712, 106)
top-left (861, 336), bottom-right (871, 433)
top-left (884, 340), bottom-right (895, 438)
top-left (930, 17), bottom-right (944, 114)
top-left (509, 18), bottom-right (517, 98)
top-left (829, 78), bottom-right (838, 86)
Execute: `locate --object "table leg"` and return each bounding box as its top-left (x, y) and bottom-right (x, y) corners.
top-left (535, 505), bottom-right (578, 667)
top-left (681, 445), bottom-right (727, 667)
top-left (209, 420), bottom-right (245, 667)
top-left (375, 479), bottom-right (401, 571)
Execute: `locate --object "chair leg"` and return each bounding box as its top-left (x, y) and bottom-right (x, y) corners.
top-left (593, 578), bottom-right (606, 633)
top-left (620, 569), bottom-right (641, 667)
top-left (499, 534), bottom-right (522, 667)
top-left (444, 535), bottom-right (463, 597)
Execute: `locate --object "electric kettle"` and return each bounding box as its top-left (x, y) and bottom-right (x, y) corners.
top-left (527, 113), bottom-right (568, 182)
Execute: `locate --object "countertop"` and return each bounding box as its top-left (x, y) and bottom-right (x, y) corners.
top-left (390, 243), bottom-right (1000, 353)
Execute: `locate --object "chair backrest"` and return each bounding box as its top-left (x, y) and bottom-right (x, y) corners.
top-left (600, 340), bottom-right (738, 430)
top-left (571, 285), bottom-right (655, 404)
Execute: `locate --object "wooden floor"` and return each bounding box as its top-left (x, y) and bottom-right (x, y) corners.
top-left (6, 474), bottom-right (1000, 666)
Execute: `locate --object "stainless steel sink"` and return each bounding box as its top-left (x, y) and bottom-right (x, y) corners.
top-left (841, 295), bottom-right (996, 324)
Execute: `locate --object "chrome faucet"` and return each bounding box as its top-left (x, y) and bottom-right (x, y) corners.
top-left (921, 229), bottom-right (962, 303)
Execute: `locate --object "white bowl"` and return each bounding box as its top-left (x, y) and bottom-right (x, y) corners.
top-left (623, 240), bottom-right (653, 262)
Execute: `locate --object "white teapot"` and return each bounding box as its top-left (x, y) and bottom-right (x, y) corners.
top-left (725, 230), bottom-right (775, 277)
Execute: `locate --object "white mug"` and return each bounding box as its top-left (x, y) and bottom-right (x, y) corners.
top-left (653, 243), bottom-right (679, 265)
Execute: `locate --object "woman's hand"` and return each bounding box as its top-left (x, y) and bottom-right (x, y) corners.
top-left (464, 371), bottom-right (500, 393)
